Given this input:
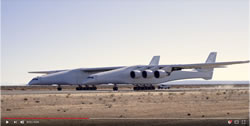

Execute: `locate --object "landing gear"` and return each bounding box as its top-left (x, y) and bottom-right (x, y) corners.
top-left (113, 87), bottom-right (118, 91)
top-left (57, 85), bottom-right (62, 91)
top-left (76, 85), bottom-right (83, 90)
top-left (133, 84), bottom-right (155, 91)
top-left (76, 85), bottom-right (97, 90)
top-left (113, 84), bottom-right (118, 91)
top-left (158, 86), bottom-right (170, 89)
top-left (92, 86), bottom-right (97, 90)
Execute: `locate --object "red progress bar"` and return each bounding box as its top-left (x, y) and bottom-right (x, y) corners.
top-left (3, 117), bottom-right (89, 120)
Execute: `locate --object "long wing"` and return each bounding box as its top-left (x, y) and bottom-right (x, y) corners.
top-left (28, 60), bottom-right (249, 74)
top-left (28, 70), bottom-right (68, 74)
top-left (79, 66), bottom-right (125, 72)
top-left (28, 55), bottom-right (161, 74)
top-left (158, 60), bottom-right (249, 70)
top-left (28, 66), bottom-right (125, 74)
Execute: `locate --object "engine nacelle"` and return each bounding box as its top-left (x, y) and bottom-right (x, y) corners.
top-left (130, 70), bottom-right (142, 79)
top-left (154, 69), bottom-right (171, 78)
top-left (142, 69), bottom-right (154, 78)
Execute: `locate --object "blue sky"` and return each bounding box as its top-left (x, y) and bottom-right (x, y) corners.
top-left (1, 0), bottom-right (249, 85)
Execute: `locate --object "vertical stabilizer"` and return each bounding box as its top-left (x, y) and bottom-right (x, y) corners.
top-left (197, 52), bottom-right (217, 80)
top-left (206, 52), bottom-right (217, 63)
top-left (149, 56), bottom-right (160, 65)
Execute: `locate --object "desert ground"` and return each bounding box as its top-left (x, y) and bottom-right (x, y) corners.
top-left (1, 85), bottom-right (249, 126)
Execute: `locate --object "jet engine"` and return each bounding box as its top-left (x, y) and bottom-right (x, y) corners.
top-left (154, 69), bottom-right (169, 78)
top-left (130, 70), bottom-right (142, 79)
top-left (142, 69), bottom-right (154, 78)
top-left (154, 67), bottom-right (172, 78)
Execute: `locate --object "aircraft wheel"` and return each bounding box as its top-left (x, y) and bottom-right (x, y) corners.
top-left (133, 87), bottom-right (138, 91)
top-left (57, 87), bottom-right (62, 91)
top-left (152, 86), bottom-right (155, 90)
top-left (148, 86), bottom-right (151, 90)
top-left (113, 87), bottom-right (118, 91)
top-left (142, 87), bottom-right (145, 90)
top-left (76, 87), bottom-right (84, 90)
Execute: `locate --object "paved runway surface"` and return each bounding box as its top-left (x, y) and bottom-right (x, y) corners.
top-left (2, 87), bottom-right (248, 95)
top-left (2, 86), bottom-right (248, 126)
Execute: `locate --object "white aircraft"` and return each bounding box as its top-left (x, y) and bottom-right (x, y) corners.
top-left (28, 52), bottom-right (249, 91)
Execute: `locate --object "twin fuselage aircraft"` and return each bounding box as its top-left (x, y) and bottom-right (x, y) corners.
top-left (28, 52), bottom-right (249, 91)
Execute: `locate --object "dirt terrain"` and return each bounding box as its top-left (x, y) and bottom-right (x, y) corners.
top-left (1, 85), bottom-right (249, 126)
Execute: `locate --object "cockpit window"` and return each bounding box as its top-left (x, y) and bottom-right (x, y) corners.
top-left (87, 76), bottom-right (94, 79)
top-left (32, 78), bottom-right (39, 81)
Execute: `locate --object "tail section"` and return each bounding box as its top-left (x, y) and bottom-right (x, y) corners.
top-left (149, 56), bottom-right (160, 65)
top-left (197, 52), bottom-right (217, 80)
top-left (206, 52), bottom-right (217, 63)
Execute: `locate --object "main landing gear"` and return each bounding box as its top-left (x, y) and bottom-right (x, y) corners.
top-left (57, 85), bottom-right (62, 91)
top-left (113, 84), bottom-right (118, 91)
top-left (76, 85), bottom-right (97, 90)
top-left (133, 84), bottom-right (155, 91)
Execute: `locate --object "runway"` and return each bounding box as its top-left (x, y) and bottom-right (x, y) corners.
top-left (1, 87), bottom-right (248, 95)
top-left (2, 85), bottom-right (248, 126)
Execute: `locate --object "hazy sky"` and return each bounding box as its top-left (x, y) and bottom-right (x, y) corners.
top-left (1, 0), bottom-right (249, 85)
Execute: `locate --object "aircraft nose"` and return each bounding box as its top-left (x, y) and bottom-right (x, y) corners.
top-left (28, 77), bottom-right (40, 85)
top-left (27, 81), bottom-right (33, 86)
top-left (28, 80), bottom-right (35, 86)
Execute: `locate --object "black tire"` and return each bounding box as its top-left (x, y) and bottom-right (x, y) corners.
top-left (113, 87), bottom-right (118, 91)
top-left (149, 86), bottom-right (152, 90)
top-left (152, 86), bottom-right (155, 90)
top-left (57, 87), bottom-right (62, 91)
top-left (134, 87), bottom-right (138, 91)
top-left (138, 87), bottom-right (141, 90)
